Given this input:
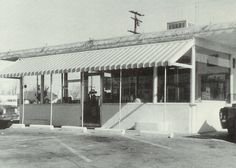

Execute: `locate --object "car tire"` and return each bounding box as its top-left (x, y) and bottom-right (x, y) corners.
top-left (227, 127), bottom-right (234, 138)
top-left (233, 119), bottom-right (236, 142)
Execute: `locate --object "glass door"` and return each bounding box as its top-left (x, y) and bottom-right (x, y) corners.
top-left (84, 74), bottom-right (101, 128)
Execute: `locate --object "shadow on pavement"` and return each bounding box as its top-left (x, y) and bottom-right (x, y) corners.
top-left (186, 131), bottom-right (236, 143)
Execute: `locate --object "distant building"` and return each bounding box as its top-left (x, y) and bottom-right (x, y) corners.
top-left (0, 95), bottom-right (17, 107)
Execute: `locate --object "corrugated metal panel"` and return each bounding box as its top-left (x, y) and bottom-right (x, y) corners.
top-left (0, 40), bottom-right (193, 78)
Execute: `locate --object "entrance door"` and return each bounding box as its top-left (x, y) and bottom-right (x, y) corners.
top-left (84, 73), bottom-right (101, 128)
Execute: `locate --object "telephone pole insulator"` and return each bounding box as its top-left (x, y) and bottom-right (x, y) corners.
top-left (128, 10), bottom-right (144, 34)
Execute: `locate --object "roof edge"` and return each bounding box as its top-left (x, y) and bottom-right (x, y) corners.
top-left (1, 21), bottom-right (236, 61)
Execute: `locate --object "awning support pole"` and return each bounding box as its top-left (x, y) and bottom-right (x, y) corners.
top-left (36, 75), bottom-right (39, 104)
top-left (190, 43), bottom-right (196, 133)
top-left (64, 73), bottom-right (68, 99)
top-left (81, 72), bottom-right (84, 128)
top-left (21, 77), bottom-right (25, 124)
top-left (61, 73), bottom-right (64, 103)
top-left (230, 56), bottom-right (234, 103)
top-left (153, 66), bottom-right (158, 103)
top-left (119, 69), bottom-right (122, 129)
top-left (50, 74), bottom-right (53, 126)
top-left (164, 66), bottom-right (167, 131)
top-left (40, 75), bottom-right (44, 104)
top-left (190, 45), bottom-right (196, 104)
top-left (164, 66), bottom-right (167, 103)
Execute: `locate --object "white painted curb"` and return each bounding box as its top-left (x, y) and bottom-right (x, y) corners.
top-left (11, 124), bottom-right (25, 128)
top-left (61, 126), bottom-right (87, 133)
top-left (139, 130), bottom-right (166, 134)
top-left (125, 129), bottom-right (141, 135)
top-left (29, 124), bottom-right (54, 130)
top-left (139, 130), bottom-right (174, 138)
top-left (95, 128), bottom-right (126, 135)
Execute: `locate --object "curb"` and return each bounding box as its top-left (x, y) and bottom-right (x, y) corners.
top-left (61, 126), bottom-right (87, 133)
top-left (11, 124), bottom-right (26, 128)
top-left (94, 128), bottom-right (126, 135)
top-left (139, 130), bottom-right (175, 138)
top-left (125, 130), bottom-right (141, 135)
top-left (29, 124), bottom-right (54, 130)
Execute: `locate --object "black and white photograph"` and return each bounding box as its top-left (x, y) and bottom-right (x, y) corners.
top-left (0, 0), bottom-right (236, 167)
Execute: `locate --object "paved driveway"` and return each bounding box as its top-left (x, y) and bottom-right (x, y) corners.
top-left (0, 128), bottom-right (236, 168)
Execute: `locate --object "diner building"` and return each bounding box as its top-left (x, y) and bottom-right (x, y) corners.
top-left (0, 21), bottom-right (236, 134)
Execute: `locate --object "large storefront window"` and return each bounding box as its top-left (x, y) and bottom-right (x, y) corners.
top-left (23, 76), bottom-right (38, 104)
top-left (22, 73), bottom-right (81, 104)
top-left (201, 74), bottom-right (229, 100)
top-left (157, 66), bottom-right (190, 102)
top-left (60, 72), bottom-right (81, 104)
top-left (103, 70), bottom-right (120, 103)
top-left (103, 68), bottom-right (153, 103)
top-left (67, 73), bottom-right (81, 103)
top-left (196, 47), bottom-right (230, 101)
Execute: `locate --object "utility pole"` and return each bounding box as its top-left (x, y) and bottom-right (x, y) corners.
top-left (128, 10), bottom-right (144, 34)
top-left (194, 0), bottom-right (199, 25)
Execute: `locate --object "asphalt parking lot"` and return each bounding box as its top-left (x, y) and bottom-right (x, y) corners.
top-left (0, 127), bottom-right (236, 168)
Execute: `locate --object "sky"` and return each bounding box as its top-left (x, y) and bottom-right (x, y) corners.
top-left (0, 0), bottom-right (236, 95)
top-left (0, 0), bottom-right (235, 52)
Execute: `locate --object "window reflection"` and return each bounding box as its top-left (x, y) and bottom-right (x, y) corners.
top-left (196, 47), bottom-right (230, 101)
top-left (158, 66), bottom-right (190, 102)
top-left (103, 68), bottom-right (153, 103)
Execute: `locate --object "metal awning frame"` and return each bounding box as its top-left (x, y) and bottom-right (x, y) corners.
top-left (0, 39), bottom-right (195, 78)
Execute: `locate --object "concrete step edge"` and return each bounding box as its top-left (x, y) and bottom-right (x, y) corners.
top-left (61, 126), bottom-right (87, 133)
top-left (11, 124), bottom-right (26, 128)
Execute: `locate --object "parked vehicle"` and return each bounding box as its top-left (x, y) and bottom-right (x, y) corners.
top-left (0, 95), bottom-right (19, 128)
top-left (219, 104), bottom-right (236, 138)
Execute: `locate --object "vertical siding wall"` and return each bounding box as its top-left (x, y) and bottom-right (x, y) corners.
top-left (101, 103), bottom-right (191, 133)
top-left (19, 104), bottom-right (82, 126)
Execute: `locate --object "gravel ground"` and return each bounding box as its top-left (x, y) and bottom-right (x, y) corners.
top-left (0, 128), bottom-right (236, 168)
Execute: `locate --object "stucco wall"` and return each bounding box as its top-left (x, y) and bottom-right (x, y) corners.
top-left (20, 104), bottom-right (50, 125)
top-left (52, 104), bottom-right (82, 126)
top-left (18, 101), bottom-right (226, 134)
top-left (101, 103), bottom-right (191, 133)
top-left (194, 101), bottom-right (226, 133)
top-left (20, 104), bottom-right (81, 126)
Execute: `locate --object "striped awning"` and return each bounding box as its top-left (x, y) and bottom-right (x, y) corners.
top-left (0, 39), bottom-right (193, 78)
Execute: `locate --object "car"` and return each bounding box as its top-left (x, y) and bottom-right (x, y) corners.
top-left (0, 105), bottom-right (19, 128)
top-left (219, 104), bottom-right (236, 139)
